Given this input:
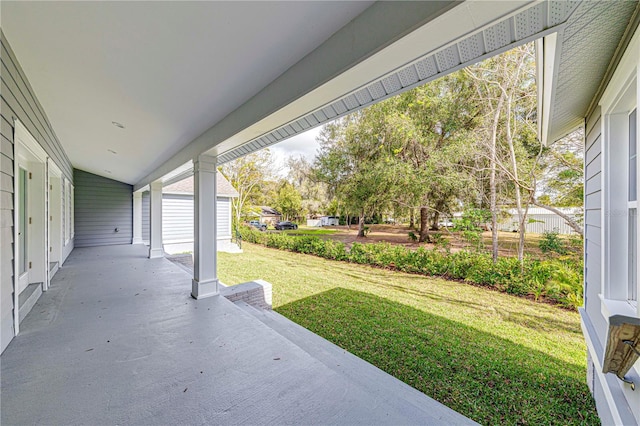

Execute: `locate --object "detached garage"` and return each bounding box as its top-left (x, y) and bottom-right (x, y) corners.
top-left (141, 171), bottom-right (240, 254)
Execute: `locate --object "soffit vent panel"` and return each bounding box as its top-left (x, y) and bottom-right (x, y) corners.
top-left (367, 81), bottom-right (386, 99)
top-left (321, 105), bottom-right (338, 119)
top-left (290, 121), bottom-right (303, 133)
top-left (415, 56), bottom-right (438, 80)
top-left (435, 45), bottom-right (461, 72)
top-left (483, 20), bottom-right (512, 51)
top-left (266, 134), bottom-right (277, 144)
top-left (562, 2), bottom-right (607, 41)
top-left (354, 88), bottom-right (373, 105)
top-left (313, 110), bottom-right (328, 123)
top-left (332, 99), bottom-right (349, 115)
top-left (381, 73), bottom-right (403, 94)
top-left (515, 2), bottom-right (546, 40)
top-left (548, 0), bottom-right (638, 142)
top-left (218, 0), bottom-right (582, 165)
top-left (343, 94), bottom-right (360, 110)
top-left (306, 114), bottom-right (319, 126)
top-left (397, 65), bottom-right (419, 87)
top-left (458, 32), bottom-right (486, 64)
top-left (548, 1), bottom-right (580, 27)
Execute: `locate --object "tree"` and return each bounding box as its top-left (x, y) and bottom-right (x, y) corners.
top-left (537, 128), bottom-right (584, 206)
top-left (219, 150), bottom-right (275, 227)
top-left (274, 181), bottom-right (303, 221)
top-left (466, 43), bottom-right (539, 262)
top-left (314, 106), bottom-right (403, 237)
top-left (285, 156), bottom-right (329, 217)
top-left (396, 72), bottom-right (481, 241)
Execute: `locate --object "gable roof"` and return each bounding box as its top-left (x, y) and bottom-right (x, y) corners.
top-left (163, 171), bottom-right (239, 197)
top-left (260, 206), bottom-right (281, 216)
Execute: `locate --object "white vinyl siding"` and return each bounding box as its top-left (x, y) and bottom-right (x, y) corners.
top-left (1, 32), bottom-right (74, 353)
top-left (74, 170), bottom-right (133, 248)
top-left (162, 194), bottom-right (231, 243)
top-left (583, 108), bottom-right (607, 339)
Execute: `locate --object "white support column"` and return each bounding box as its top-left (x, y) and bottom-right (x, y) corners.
top-left (192, 154), bottom-right (219, 299)
top-left (148, 180), bottom-right (164, 258)
top-left (132, 191), bottom-right (143, 244)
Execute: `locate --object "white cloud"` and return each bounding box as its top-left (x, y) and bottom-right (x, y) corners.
top-left (269, 127), bottom-right (322, 176)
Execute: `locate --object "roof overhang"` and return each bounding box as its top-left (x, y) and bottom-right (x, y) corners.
top-left (538, 1), bottom-right (640, 145)
top-left (135, 0), bottom-right (589, 191)
top-left (4, 1), bottom-right (617, 190)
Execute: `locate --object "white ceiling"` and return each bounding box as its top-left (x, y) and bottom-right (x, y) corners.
top-left (1, 1), bottom-right (372, 184)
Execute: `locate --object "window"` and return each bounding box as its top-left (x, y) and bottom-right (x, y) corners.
top-left (601, 66), bottom-right (638, 308)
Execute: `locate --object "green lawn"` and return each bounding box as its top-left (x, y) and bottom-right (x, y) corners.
top-left (218, 243), bottom-right (598, 425)
top-left (279, 227), bottom-right (339, 236)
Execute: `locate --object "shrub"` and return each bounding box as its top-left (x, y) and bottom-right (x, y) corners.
top-left (240, 226), bottom-right (583, 308)
top-left (408, 231), bottom-right (418, 242)
top-left (431, 232), bottom-right (450, 252)
top-left (539, 230), bottom-right (567, 255)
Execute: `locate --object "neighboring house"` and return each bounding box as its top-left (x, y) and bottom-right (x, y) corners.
top-left (141, 173), bottom-right (239, 254)
top-left (258, 206), bottom-right (281, 226)
top-left (1, 2), bottom-right (639, 425)
top-left (498, 207), bottom-right (582, 234)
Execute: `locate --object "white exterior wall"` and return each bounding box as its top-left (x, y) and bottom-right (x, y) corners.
top-left (162, 194), bottom-right (232, 254)
top-left (1, 34), bottom-right (75, 353)
top-left (581, 26), bottom-right (640, 425)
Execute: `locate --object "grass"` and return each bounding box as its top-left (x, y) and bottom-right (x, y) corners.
top-left (280, 228), bottom-right (338, 236)
top-left (218, 243), bottom-right (598, 425)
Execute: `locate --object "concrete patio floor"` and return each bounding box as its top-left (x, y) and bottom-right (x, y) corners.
top-left (1, 244), bottom-right (475, 425)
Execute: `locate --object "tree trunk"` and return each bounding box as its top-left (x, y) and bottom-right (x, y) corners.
top-left (409, 209), bottom-right (415, 229)
top-left (533, 201), bottom-right (584, 236)
top-left (418, 206), bottom-right (430, 243)
top-left (357, 211), bottom-right (366, 237)
top-left (505, 93), bottom-right (526, 263)
top-left (489, 94), bottom-right (505, 263)
top-left (431, 210), bottom-right (440, 231)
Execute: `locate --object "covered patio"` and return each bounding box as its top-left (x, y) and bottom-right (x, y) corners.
top-left (1, 244), bottom-right (474, 425)
top-left (3, 1), bottom-right (638, 423)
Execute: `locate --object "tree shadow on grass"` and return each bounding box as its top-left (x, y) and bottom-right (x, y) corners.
top-left (277, 288), bottom-right (598, 426)
top-left (322, 264), bottom-right (583, 338)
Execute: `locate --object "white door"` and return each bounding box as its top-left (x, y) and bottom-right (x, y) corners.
top-left (17, 166), bottom-right (29, 294)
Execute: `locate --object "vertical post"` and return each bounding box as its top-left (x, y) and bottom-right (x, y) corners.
top-left (148, 180), bottom-right (164, 258)
top-left (132, 191), bottom-right (143, 244)
top-left (192, 154), bottom-right (218, 299)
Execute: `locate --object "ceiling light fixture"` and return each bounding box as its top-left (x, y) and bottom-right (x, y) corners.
top-left (111, 121), bottom-right (125, 129)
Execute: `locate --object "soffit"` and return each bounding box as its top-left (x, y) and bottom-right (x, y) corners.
top-left (213, 1), bottom-right (582, 165)
top-left (547, 1), bottom-right (639, 142)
